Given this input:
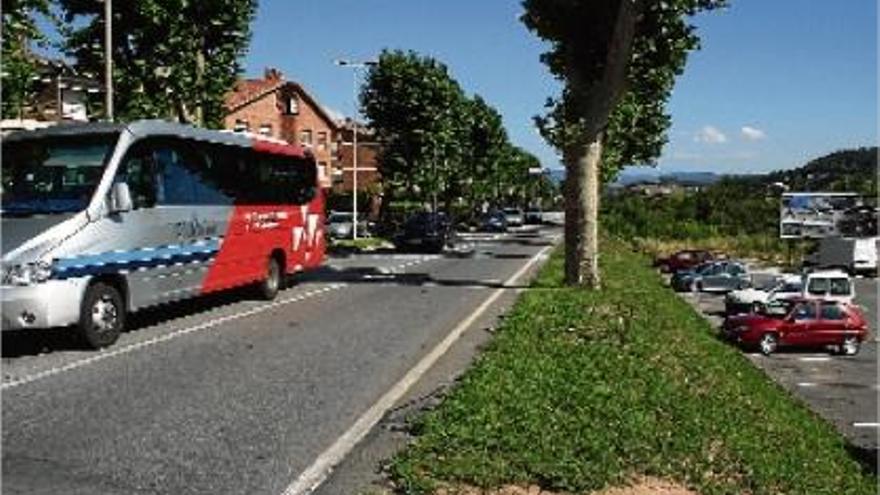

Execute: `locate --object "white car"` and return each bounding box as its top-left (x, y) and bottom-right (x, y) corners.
top-left (503, 208), bottom-right (524, 227)
top-left (725, 274), bottom-right (802, 315)
top-left (803, 269), bottom-right (855, 304)
top-left (726, 270), bottom-right (855, 315)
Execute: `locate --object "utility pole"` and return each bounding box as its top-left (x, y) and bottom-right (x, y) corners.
top-left (334, 59), bottom-right (377, 239)
top-left (103, 0), bottom-right (113, 121)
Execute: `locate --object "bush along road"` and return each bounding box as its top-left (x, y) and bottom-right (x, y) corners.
top-left (388, 239), bottom-right (876, 494)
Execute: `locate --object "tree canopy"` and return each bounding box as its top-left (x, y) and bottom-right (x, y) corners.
top-left (361, 49), bottom-right (553, 219)
top-left (1, 0), bottom-right (53, 119)
top-left (58, 0), bottom-right (257, 127)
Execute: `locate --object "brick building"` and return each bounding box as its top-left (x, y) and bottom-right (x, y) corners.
top-left (334, 119), bottom-right (380, 195)
top-left (224, 68), bottom-right (340, 187)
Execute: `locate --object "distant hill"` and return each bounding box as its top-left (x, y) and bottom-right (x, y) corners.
top-left (658, 171), bottom-right (721, 186)
top-left (613, 170), bottom-right (721, 186)
top-left (767, 147), bottom-right (877, 196)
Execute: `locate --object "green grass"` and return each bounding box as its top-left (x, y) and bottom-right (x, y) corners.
top-left (331, 237), bottom-right (392, 251)
top-left (389, 240), bottom-right (875, 494)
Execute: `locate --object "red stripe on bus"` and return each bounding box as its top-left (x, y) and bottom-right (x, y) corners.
top-left (252, 139), bottom-right (309, 158)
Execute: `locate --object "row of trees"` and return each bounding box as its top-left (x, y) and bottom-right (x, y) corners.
top-left (2, 0), bottom-right (257, 127)
top-left (360, 50), bottom-right (558, 222)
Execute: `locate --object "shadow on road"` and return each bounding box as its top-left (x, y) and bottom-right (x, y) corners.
top-left (302, 265), bottom-right (531, 290)
top-left (2, 286), bottom-right (260, 358)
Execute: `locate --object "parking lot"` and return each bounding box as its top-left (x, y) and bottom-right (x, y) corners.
top-left (677, 275), bottom-right (878, 461)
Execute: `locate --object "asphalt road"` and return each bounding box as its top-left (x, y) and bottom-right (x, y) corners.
top-left (1, 226), bottom-right (560, 495)
top-left (678, 276), bottom-right (878, 461)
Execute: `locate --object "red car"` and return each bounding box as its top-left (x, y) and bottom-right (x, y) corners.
top-left (654, 249), bottom-right (714, 273)
top-left (723, 298), bottom-right (868, 355)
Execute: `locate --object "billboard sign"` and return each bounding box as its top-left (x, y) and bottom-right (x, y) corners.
top-left (779, 192), bottom-right (862, 239)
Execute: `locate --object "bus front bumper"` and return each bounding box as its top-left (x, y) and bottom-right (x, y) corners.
top-left (1, 279), bottom-right (88, 331)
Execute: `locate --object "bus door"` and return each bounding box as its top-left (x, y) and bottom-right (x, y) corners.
top-left (111, 139), bottom-right (224, 307)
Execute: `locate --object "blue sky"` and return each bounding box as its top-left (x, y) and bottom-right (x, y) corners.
top-left (38, 1), bottom-right (875, 174)
top-left (243, 1), bottom-right (876, 175)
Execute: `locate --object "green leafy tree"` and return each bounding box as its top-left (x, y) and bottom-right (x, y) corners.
top-left (522, 0), bottom-right (725, 287)
top-left (463, 95), bottom-right (510, 212)
top-left (2, 0), bottom-right (53, 119)
top-left (58, 0), bottom-right (257, 127)
top-left (361, 50), bottom-right (471, 217)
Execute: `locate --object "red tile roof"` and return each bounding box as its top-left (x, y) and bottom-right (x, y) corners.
top-left (225, 78), bottom-right (284, 112)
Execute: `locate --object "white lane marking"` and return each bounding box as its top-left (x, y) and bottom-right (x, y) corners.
top-left (281, 242), bottom-right (556, 495)
top-left (798, 356), bottom-right (831, 362)
top-left (797, 382), bottom-right (818, 388)
top-left (2, 284), bottom-right (347, 391)
top-left (853, 422), bottom-right (880, 428)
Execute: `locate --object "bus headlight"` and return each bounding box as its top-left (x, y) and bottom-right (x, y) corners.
top-left (2, 261), bottom-right (53, 286)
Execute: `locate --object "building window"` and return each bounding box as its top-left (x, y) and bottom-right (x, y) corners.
top-left (233, 119), bottom-right (249, 132)
top-left (300, 129), bottom-right (313, 146)
top-left (259, 123), bottom-right (272, 136)
top-left (286, 96), bottom-right (299, 115)
top-left (317, 131), bottom-right (328, 151)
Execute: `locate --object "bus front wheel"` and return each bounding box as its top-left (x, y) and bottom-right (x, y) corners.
top-left (78, 282), bottom-right (125, 349)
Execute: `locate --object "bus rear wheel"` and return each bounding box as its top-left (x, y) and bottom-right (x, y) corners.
top-left (257, 256), bottom-right (283, 300)
top-left (78, 282), bottom-right (125, 349)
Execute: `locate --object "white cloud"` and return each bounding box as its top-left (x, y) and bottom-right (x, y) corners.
top-left (740, 126), bottom-right (766, 141)
top-left (694, 125), bottom-right (727, 144)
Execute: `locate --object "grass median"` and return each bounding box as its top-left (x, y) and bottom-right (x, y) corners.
top-left (388, 239), bottom-right (875, 494)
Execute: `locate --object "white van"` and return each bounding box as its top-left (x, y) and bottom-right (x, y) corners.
top-left (852, 237), bottom-right (878, 276)
top-left (803, 270), bottom-right (855, 304)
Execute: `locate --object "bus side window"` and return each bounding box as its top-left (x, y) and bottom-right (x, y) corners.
top-left (186, 143), bottom-right (233, 206)
top-left (116, 147), bottom-right (158, 209)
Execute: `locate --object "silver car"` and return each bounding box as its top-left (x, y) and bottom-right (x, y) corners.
top-left (688, 261), bottom-right (750, 293)
top-left (327, 212), bottom-right (354, 239)
top-left (503, 208), bottom-right (524, 227)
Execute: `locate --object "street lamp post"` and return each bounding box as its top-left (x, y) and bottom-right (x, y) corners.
top-left (334, 59), bottom-right (377, 239)
top-left (103, 0), bottom-right (113, 121)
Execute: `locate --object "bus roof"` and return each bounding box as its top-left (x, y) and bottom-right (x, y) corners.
top-left (2, 119), bottom-right (310, 158)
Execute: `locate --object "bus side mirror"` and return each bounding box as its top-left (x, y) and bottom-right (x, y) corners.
top-left (109, 182), bottom-right (133, 213)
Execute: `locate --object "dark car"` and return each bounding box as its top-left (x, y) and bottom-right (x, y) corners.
top-left (480, 211), bottom-right (508, 232)
top-left (723, 298), bottom-right (868, 355)
top-left (654, 249), bottom-right (714, 273)
top-left (524, 208), bottom-right (543, 224)
top-left (670, 261), bottom-right (714, 291)
top-left (394, 211), bottom-right (456, 253)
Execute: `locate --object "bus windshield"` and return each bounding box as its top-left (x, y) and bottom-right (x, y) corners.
top-left (1, 133), bottom-right (119, 216)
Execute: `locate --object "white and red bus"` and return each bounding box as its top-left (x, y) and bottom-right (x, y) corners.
top-left (1, 120), bottom-right (326, 347)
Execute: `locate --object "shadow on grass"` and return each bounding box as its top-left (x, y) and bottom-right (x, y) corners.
top-left (846, 444), bottom-right (878, 476)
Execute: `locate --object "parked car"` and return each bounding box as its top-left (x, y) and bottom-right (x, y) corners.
top-left (327, 211), bottom-right (354, 239)
top-left (803, 269), bottom-right (855, 304)
top-left (723, 298), bottom-right (868, 355)
top-left (654, 249), bottom-right (714, 273)
top-left (394, 211), bottom-right (456, 253)
top-left (524, 207), bottom-right (543, 224)
top-left (725, 274), bottom-right (803, 315)
top-left (480, 211), bottom-right (508, 232)
top-left (671, 260), bottom-right (749, 293)
top-left (503, 208), bottom-right (524, 227)
top-left (326, 211), bottom-right (372, 239)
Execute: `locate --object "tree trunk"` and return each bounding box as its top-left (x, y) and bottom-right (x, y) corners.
top-left (564, 132), bottom-right (603, 288)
